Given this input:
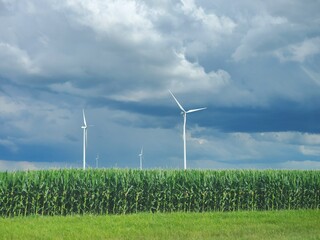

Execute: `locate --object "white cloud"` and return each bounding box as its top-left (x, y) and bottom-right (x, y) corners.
top-left (0, 42), bottom-right (40, 76)
top-left (108, 50), bottom-right (231, 102)
top-left (251, 15), bottom-right (288, 27)
top-left (0, 139), bottom-right (18, 152)
top-left (299, 145), bottom-right (320, 156)
top-left (0, 159), bottom-right (77, 172)
top-left (180, 0), bottom-right (236, 34)
top-left (0, 160), bottom-right (38, 171)
top-left (49, 81), bottom-right (100, 97)
top-left (251, 132), bottom-right (320, 149)
top-left (232, 15), bottom-right (288, 61)
top-left (274, 37), bottom-right (320, 62)
top-left (62, 0), bottom-right (160, 44)
top-left (0, 95), bottom-right (25, 115)
top-left (189, 131), bottom-right (320, 166)
top-left (178, 0), bottom-right (236, 57)
top-left (301, 133), bottom-right (320, 145)
top-left (0, 93), bottom-right (79, 146)
top-left (278, 160), bottom-right (320, 170)
top-left (168, 51), bottom-right (230, 92)
top-left (193, 159), bottom-right (320, 170)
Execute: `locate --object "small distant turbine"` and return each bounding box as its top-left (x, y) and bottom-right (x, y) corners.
top-left (169, 90), bottom-right (206, 170)
top-left (96, 154), bottom-right (99, 168)
top-left (139, 147), bottom-right (143, 170)
top-left (81, 109), bottom-right (93, 170)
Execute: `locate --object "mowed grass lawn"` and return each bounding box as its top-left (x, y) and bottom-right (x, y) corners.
top-left (0, 210), bottom-right (319, 240)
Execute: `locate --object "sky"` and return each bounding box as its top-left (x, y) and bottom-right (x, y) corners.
top-left (1, 0), bottom-right (320, 171)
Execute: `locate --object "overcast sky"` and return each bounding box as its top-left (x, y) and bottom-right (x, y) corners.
top-left (1, 0), bottom-right (320, 171)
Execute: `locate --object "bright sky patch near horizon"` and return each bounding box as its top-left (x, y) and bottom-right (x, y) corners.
top-left (0, 0), bottom-right (320, 171)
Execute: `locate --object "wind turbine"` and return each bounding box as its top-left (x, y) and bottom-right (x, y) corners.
top-left (96, 153), bottom-right (99, 169)
top-left (139, 147), bottom-right (143, 170)
top-left (81, 109), bottom-right (88, 170)
top-left (169, 90), bottom-right (206, 170)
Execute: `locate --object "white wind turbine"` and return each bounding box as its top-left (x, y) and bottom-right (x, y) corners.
top-left (139, 147), bottom-right (143, 170)
top-left (169, 90), bottom-right (206, 170)
top-left (81, 109), bottom-right (88, 170)
top-left (96, 153), bottom-right (99, 169)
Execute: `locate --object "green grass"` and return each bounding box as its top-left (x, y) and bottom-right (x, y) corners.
top-left (0, 210), bottom-right (319, 240)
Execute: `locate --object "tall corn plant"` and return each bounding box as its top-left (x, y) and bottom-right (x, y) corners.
top-left (0, 169), bottom-right (319, 217)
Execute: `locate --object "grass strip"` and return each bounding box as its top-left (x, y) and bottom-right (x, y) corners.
top-left (0, 210), bottom-right (319, 240)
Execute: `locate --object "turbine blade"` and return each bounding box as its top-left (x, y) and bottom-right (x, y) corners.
top-left (186, 107), bottom-right (207, 113)
top-left (169, 90), bottom-right (185, 112)
top-left (83, 109), bottom-right (87, 127)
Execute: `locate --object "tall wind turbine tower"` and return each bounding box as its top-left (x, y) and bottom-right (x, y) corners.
top-left (81, 109), bottom-right (88, 170)
top-left (169, 90), bottom-right (206, 170)
top-left (139, 147), bottom-right (143, 170)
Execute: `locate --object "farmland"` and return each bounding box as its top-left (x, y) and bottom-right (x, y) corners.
top-left (0, 169), bottom-right (319, 217)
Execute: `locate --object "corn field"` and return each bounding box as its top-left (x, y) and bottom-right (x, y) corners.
top-left (0, 169), bottom-right (319, 217)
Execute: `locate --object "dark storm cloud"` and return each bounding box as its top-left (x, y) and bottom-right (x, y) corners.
top-left (203, 102), bottom-right (320, 133)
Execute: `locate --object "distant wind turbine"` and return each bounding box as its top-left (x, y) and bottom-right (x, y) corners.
top-left (81, 109), bottom-right (89, 170)
top-left (96, 153), bottom-right (99, 169)
top-left (139, 147), bottom-right (143, 170)
top-left (169, 90), bottom-right (206, 170)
